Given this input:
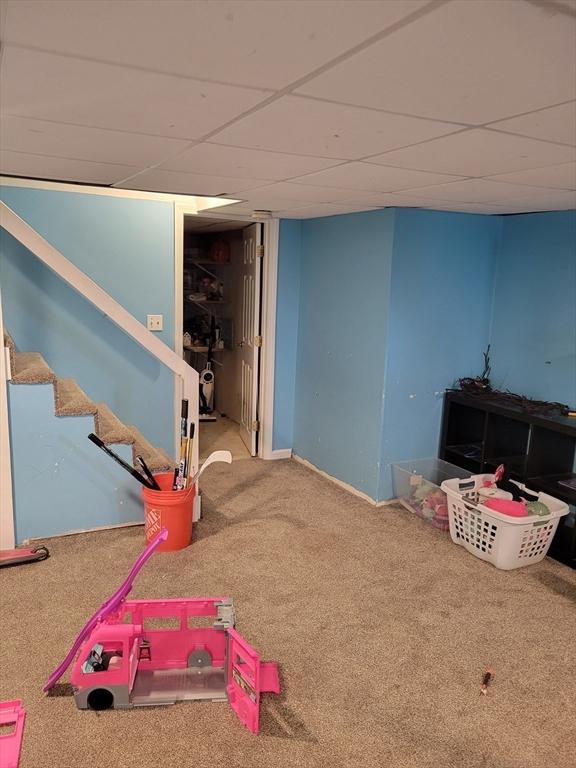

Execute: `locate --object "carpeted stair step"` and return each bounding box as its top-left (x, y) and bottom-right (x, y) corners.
top-left (130, 428), bottom-right (173, 473)
top-left (94, 403), bottom-right (134, 445)
top-left (11, 351), bottom-right (56, 384)
top-left (5, 331), bottom-right (174, 474)
top-left (54, 378), bottom-right (98, 417)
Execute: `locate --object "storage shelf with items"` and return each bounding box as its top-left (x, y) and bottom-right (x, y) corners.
top-left (440, 391), bottom-right (576, 568)
top-left (183, 244), bottom-right (233, 358)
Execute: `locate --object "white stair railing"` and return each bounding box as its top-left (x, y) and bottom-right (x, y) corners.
top-left (0, 201), bottom-right (198, 547)
top-left (0, 283), bottom-right (15, 549)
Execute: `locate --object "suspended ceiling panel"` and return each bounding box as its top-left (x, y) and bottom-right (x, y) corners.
top-left (161, 143), bottom-right (341, 180)
top-left (296, 0), bottom-right (576, 124)
top-left (1, 0), bottom-right (575, 215)
top-left (210, 95), bottom-right (461, 159)
top-left (367, 130), bottom-right (576, 177)
top-left (0, 47), bottom-right (270, 139)
top-left (1, 0), bottom-right (429, 90)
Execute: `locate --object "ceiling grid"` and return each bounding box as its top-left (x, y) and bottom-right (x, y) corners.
top-left (0, 0), bottom-right (574, 215)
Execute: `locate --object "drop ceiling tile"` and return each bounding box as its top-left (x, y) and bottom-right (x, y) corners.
top-left (297, 0), bottom-right (576, 124)
top-left (331, 193), bottom-right (425, 208)
top-left (0, 115), bottom-right (190, 167)
top-left (0, 150), bottom-right (138, 184)
top-left (3, 0), bottom-right (428, 90)
top-left (393, 178), bottom-right (568, 204)
top-left (213, 197), bottom-right (312, 215)
top-left (291, 162), bottom-right (460, 192)
top-left (114, 170), bottom-right (272, 196)
top-left (0, 47), bottom-right (270, 139)
top-left (247, 181), bottom-right (380, 204)
top-left (161, 143), bottom-right (343, 180)
top-left (488, 102), bottom-right (576, 146)
top-left (368, 129), bottom-right (576, 177)
top-left (344, 193), bottom-right (504, 213)
top-left (419, 203), bottom-right (504, 215)
top-left (274, 210), bottom-right (315, 219)
top-left (276, 203), bottom-right (383, 219)
top-left (494, 190), bottom-right (576, 212)
top-left (211, 96), bottom-right (463, 160)
top-left (487, 163), bottom-right (576, 191)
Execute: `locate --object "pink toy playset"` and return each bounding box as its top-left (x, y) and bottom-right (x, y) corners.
top-left (44, 529), bottom-right (280, 734)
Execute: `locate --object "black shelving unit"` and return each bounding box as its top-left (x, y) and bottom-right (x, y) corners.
top-left (439, 391), bottom-right (576, 568)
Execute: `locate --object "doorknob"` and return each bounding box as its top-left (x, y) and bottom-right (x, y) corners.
top-left (237, 341), bottom-right (244, 348)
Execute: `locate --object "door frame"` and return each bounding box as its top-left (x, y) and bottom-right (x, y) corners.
top-left (174, 206), bottom-right (280, 460)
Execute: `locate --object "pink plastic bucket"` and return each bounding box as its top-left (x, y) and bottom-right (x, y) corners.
top-left (142, 472), bottom-right (195, 552)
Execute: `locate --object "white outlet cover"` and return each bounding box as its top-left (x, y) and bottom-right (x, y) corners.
top-left (147, 314), bottom-right (163, 331)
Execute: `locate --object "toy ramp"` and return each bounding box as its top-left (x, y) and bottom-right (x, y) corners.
top-left (43, 530), bottom-right (168, 692)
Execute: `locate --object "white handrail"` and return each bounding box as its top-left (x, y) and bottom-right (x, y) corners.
top-left (0, 200), bottom-right (198, 475)
top-left (0, 283), bottom-right (15, 549)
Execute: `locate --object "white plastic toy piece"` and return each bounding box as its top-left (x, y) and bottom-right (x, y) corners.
top-left (192, 450), bottom-right (232, 485)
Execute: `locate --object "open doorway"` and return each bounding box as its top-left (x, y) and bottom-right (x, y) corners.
top-left (182, 215), bottom-right (264, 462)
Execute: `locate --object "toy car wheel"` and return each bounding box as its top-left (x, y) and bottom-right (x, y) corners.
top-left (87, 688), bottom-right (114, 711)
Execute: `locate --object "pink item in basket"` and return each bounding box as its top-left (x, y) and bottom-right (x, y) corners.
top-left (483, 498), bottom-right (528, 517)
top-left (0, 699), bottom-right (25, 768)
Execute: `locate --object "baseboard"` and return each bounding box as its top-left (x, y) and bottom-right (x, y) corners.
top-left (375, 498), bottom-right (400, 507)
top-left (269, 448), bottom-right (292, 460)
top-left (24, 520), bottom-right (143, 544)
top-left (292, 454), bottom-right (381, 505)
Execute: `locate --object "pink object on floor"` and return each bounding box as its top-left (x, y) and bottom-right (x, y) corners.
top-left (0, 700), bottom-right (25, 768)
top-left (483, 498), bottom-right (528, 517)
top-left (43, 528), bottom-right (169, 692)
top-left (44, 529), bottom-right (280, 734)
top-left (0, 546), bottom-right (49, 568)
top-left (226, 628), bottom-right (280, 734)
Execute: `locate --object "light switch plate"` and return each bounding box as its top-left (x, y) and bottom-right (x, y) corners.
top-left (147, 314), bottom-right (163, 331)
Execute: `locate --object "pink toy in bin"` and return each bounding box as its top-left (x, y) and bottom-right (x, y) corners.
top-left (43, 530), bottom-right (280, 734)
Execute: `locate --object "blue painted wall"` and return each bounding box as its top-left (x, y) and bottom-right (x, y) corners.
top-left (489, 211), bottom-right (576, 406)
top-left (293, 209), bottom-right (395, 499)
top-left (8, 384), bottom-right (142, 543)
top-left (0, 186), bottom-right (175, 454)
top-left (3, 181), bottom-right (572, 518)
top-left (289, 207), bottom-right (501, 501)
top-left (379, 210), bottom-right (501, 499)
top-left (273, 220), bottom-right (302, 450)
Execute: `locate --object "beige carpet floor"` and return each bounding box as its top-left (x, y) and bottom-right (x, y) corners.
top-left (1, 458), bottom-right (575, 768)
top-left (199, 413), bottom-right (251, 462)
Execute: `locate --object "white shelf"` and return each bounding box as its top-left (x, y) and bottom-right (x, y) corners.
top-left (183, 345), bottom-right (225, 353)
top-left (186, 297), bottom-right (226, 305)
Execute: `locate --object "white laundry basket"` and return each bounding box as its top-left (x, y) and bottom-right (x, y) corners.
top-left (440, 474), bottom-right (569, 570)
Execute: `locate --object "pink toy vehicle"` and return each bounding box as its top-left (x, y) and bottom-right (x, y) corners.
top-left (0, 700), bottom-right (25, 768)
top-left (44, 530), bottom-right (280, 734)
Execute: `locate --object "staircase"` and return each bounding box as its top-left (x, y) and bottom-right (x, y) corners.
top-left (5, 331), bottom-right (173, 473)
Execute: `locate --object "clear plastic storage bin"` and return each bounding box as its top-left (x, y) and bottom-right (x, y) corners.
top-left (392, 458), bottom-right (472, 532)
